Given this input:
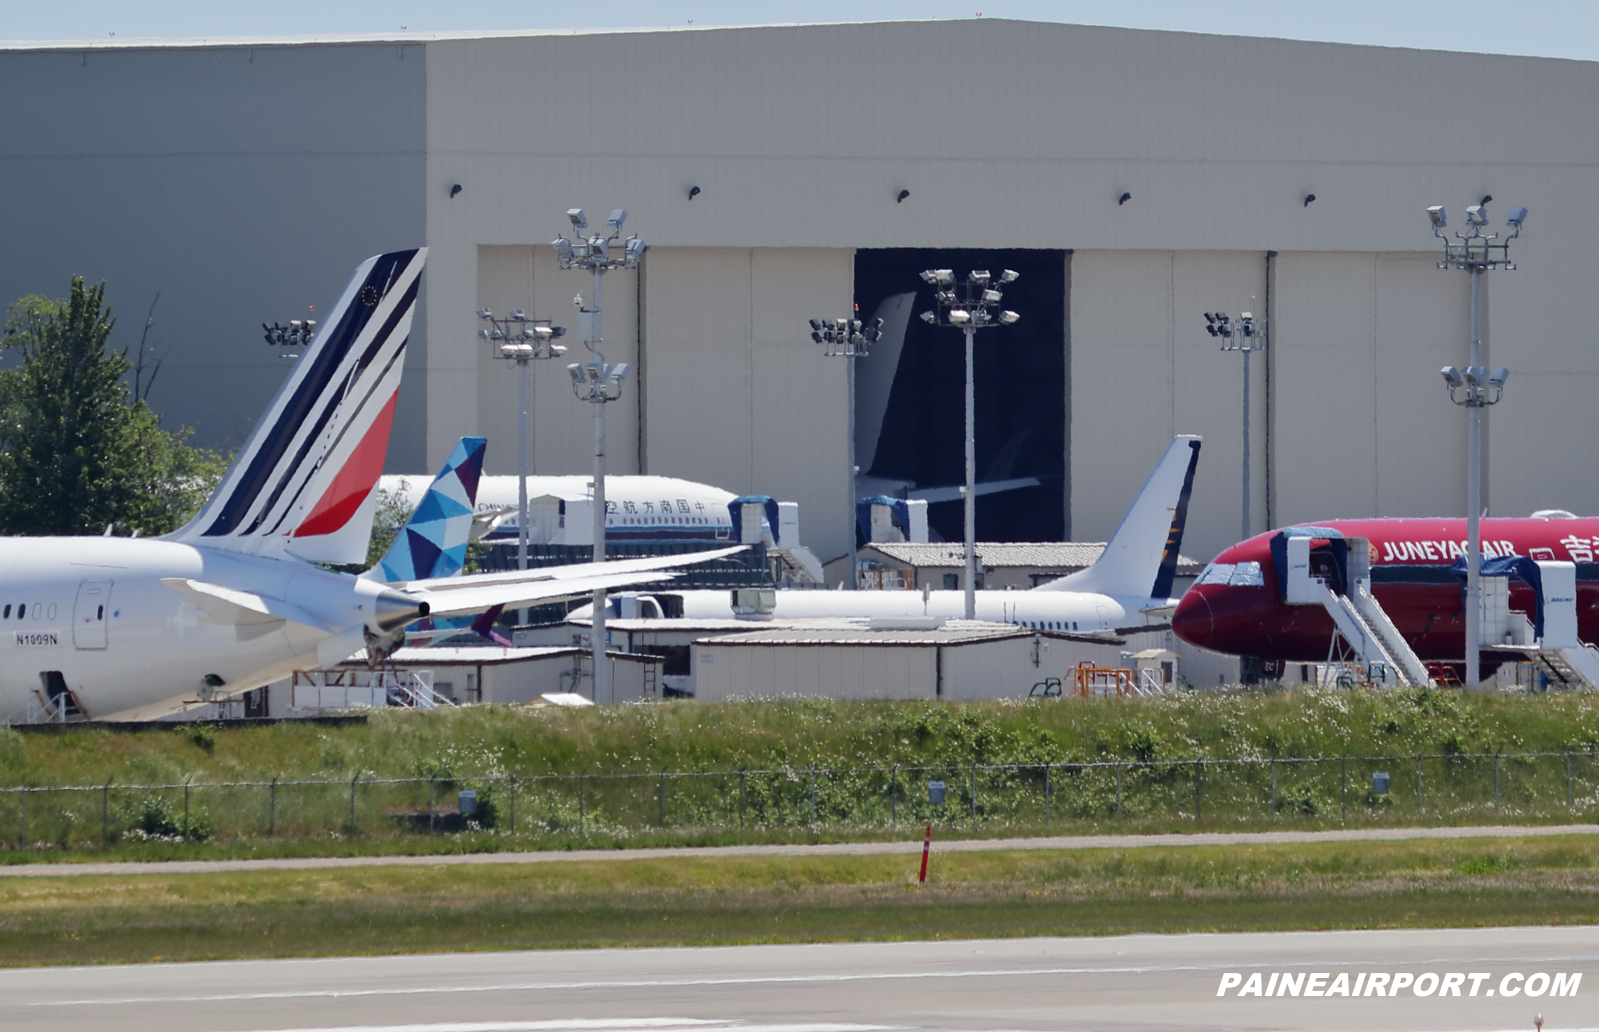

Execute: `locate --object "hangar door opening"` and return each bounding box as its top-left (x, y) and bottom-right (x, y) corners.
top-left (853, 249), bottom-right (1067, 543)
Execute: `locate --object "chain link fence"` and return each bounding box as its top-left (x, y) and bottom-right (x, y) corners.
top-left (3, 750), bottom-right (1597, 849)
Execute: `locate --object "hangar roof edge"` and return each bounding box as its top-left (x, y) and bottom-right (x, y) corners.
top-left (0, 21), bottom-right (1593, 67)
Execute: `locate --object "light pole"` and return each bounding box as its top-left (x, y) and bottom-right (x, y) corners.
top-left (554, 208), bottom-right (646, 704)
top-left (918, 269), bottom-right (1020, 620)
top-left (1429, 200), bottom-right (1526, 688)
top-left (807, 313), bottom-right (883, 588)
top-left (1204, 310), bottom-right (1265, 542)
top-left (476, 308), bottom-right (567, 625)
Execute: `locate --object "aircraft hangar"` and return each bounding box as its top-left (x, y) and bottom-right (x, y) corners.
top-left (1, 19), bottom-right (1594, 568)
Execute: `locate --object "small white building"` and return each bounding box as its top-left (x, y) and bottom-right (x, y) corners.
top-left (234, 646), bottom-right (662, 715)
top-left (692, 619), bottom-right (1126, 701)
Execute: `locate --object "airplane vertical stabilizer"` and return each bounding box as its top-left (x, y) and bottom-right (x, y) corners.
top-left (366, 436), bottom-right (487, 583)
top-left (169, 249), bottom-right (427, 565)
top-left (1037, 435), bottom-right (1201, 600)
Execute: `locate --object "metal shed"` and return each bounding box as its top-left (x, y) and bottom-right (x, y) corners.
top-left (691, 619), bottom-right (1125, 701)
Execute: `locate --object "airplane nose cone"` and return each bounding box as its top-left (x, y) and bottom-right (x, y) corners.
top-left (1171, 589), bottom-right (1213, 648)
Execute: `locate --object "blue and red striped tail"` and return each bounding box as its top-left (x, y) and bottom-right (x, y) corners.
top-left (170, 249), bottom-right (426, 565)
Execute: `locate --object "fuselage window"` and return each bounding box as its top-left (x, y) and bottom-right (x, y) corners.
top-left (16, 604), bottom-right (24, 619)
top-left (2, 605), bottom-right (8, 618)
top-left (32, 604), bottom-right (41, 620)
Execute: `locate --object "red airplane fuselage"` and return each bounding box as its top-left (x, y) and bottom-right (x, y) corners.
top-left (1171, 517), bottom-right (1599, 662)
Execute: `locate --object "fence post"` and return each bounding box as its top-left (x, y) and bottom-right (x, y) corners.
top-left (890, 766), bottom-right (897, 825)
top-left (740, 769), bottom-right (747, 830)
top-left (1341, 756), bottom-right (1347, 818)
top-left (658, 769), bottom-right (666, 827)
top-left (810, 766), bottom-right (817, 826)
top-left (184, 776), bottom-right (192, 839)
top-left (578, 772), bottom-right (585, 833)
top-left (509, 774), bottom-right (516, 834)
top-left (1045, 764), bottom-right (1051, 826)
top-left (349, 772), bottom-right (358, 833)
top-left (970, 765), bottom-right (977, 820)
top-left (1567, 751), bottom-right (1574, 810)
top-left (1416, 755), bottom-right (1423, 814)
top-left (269, 777), bottom-right (277, 837)
top-left (102, 778), bottom-right (112, 843)
top-left (1270, 758), bottom-right (1277, 817)
top-left (20, 787), bottom-right (25, 848)
top-left (1494, 751), bottom-right (1501, 812)
top-left (1195, 760), bottom-right (1203, 822)
top-left (1116, 761), bottom-right (1123, 820)
top-left (429, 776), bottom-right (436, 832)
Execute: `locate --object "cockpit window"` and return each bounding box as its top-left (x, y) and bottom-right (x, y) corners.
top-left (1198, 563), bottom-right (1236, 586)
top-left (1229, 561), bottom-right (1265, 587)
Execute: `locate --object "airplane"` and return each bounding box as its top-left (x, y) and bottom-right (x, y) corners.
top-left (0, 249), bottom-right (732, 723)
top-left (576, 435), bottom-right (1203, 636)
top-left (376, 473), bottom-right (827, 581)
top-left (381, 473), bottom-right (765, 545)
top-left (1170, 513), bottom-right (1599, 670)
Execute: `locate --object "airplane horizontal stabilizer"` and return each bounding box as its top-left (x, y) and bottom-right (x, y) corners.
top-left (159, 578), bottom-right (330, 632)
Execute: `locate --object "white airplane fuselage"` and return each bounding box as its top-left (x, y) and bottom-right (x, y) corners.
top-left (0, 537), bottom-right (394, 721)
top-left (380, 474), bottom-right (741, 544)
top-left (612, 587), bottom-right (1165, 635)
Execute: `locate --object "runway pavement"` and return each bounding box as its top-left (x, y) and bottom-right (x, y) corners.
top-left (5, 927), bottom-right (1594, 1032)
top-left (2, 822), bottom-right (1596, 878)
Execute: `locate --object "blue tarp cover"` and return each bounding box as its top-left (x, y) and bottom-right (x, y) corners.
top-left (1450, 554), bottom-right (1545, 638)
top-left (729, 495), bottom-right (780, 545)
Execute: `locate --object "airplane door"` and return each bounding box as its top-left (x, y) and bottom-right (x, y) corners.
top-left (73, 580), bottom-right (112, 650)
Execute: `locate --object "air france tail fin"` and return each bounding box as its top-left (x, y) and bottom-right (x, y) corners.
top-left (1037, 435), bottom-right (1201, 600)
top-left (365, 436), bottom-right (487, 583)
top-left (171, 249), bottom-right (427, 565)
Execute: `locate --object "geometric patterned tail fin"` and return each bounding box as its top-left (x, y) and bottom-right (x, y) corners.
top-left (367, 436), bottom-right (487, 584)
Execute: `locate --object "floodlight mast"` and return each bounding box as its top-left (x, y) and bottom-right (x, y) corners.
top-left (807, 313), bottom-right (884, 587)
top-left (918, 269), bottom-right (1021, 620)
top-left (1203, 309), bottom-right (1266, 541)
top-left (478, 310), bottom-right (567, 623)
top-left (553, 207), bottom-right (646, 704)
top-left (1429, 200), bottom-right (1526, 689)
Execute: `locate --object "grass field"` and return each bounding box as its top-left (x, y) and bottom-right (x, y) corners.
top-left (3, 836), bottom-right (1598, 966)
top-left (5, 693), bottom-right (1599, 860)
top-left (9, 690), bottom-right (1599, 787)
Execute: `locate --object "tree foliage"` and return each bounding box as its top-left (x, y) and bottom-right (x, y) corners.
top-left (0, 277), bottom-right (228, 536)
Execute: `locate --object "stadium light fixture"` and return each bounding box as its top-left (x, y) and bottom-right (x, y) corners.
top-left (1202, 304), bottom-right (1267, 543)
top-left (477, 307), bottom-right (567, 617)
top-left (1428, 198), bottom-right (1528, 688)
top-left (552, 203), bottom-right (648, 705)
top-left (917, 267), bottom-right (1023, 619)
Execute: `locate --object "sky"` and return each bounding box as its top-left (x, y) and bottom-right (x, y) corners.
top-left (1, 0), bottom-right (1596, 63)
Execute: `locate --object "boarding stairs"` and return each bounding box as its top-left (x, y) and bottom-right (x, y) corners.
top-left (1282, 534), bottom-right (1430, 687)
top-left (1478, 561), bottom-right (1599, 688)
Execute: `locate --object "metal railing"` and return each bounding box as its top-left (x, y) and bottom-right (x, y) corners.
top-left (2, 749), bottom-right (1596, 849)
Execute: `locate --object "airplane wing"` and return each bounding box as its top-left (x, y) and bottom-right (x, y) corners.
top-left (402, 546), bottom-right (746, 619)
